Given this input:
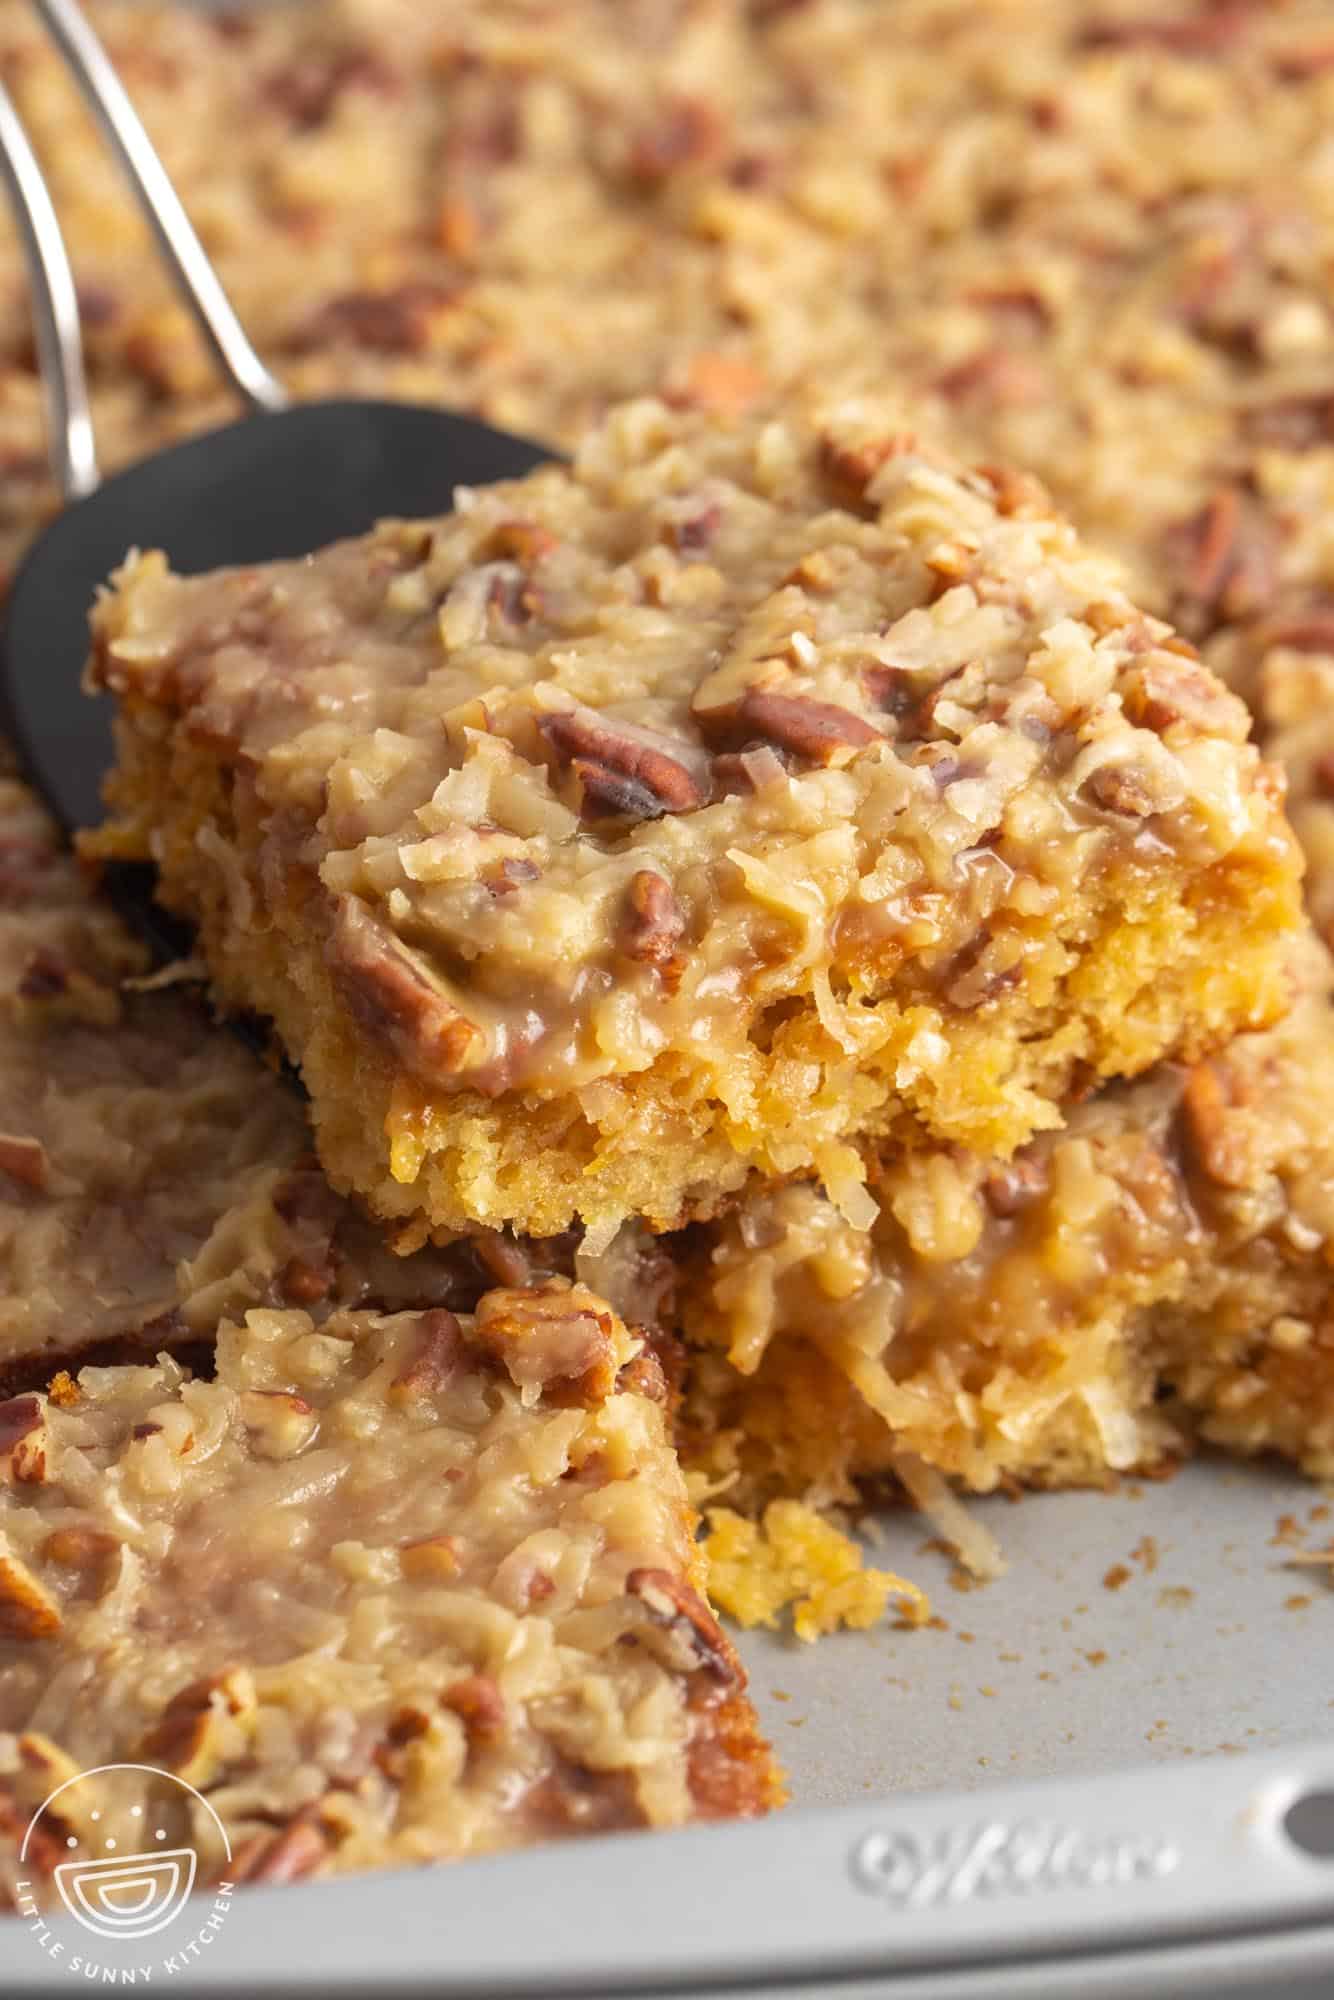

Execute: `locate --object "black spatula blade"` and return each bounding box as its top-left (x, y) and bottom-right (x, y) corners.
top-left (1, 398), bottom-right (554, 834)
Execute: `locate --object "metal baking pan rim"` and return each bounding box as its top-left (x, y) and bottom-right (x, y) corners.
top-left (8, 1738), bottom-right (1334, 1997)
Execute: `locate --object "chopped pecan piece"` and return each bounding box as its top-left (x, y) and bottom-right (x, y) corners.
top-left (0, 1782), bottom-right (67, 1879)
top-left (1083, 601), bottom-right (1145, 643)
top-left (521, 1761), bottom-right (644, 1836)
top-left (279, 1254), bottom-right (335, 1306)
top-left (627, 97), bottom-right (721, 184)
top-left (571, 764), bottom-right (659, 818)
top-left (983, 1157), bottom-right (1050, 1218)
top-left (0, 1396), bottom-right (47, 1485)
top-left (472, 1283), bottom-right (618, 1402)
top-left (485, 519), bottom-right (558, 565)
top-left (1313, 752), bottom-right (1334, 801)
top-left (725, 688), bottom-right (879, 767)
top-left (538, 709), bottom-right (704, 820)
top-left (625, 1568), bottom-right (739, 1689)
top-left (668, 504), bottom-right (722, 555)
top-left (264, 46), bottom-right (399, 127)
top-left (913, 665), bottom-right (972, 736)
top-left (442, 1673), bottom-right (506, 1742)
top-left (1182, 487), bottom-right (1241, 605)
top-left (1121, 654), bottom-right (1250, 743)
top-left (1077, 8), bottom-right (1254, 57)
top-left (616, 1344), bottom-right (671, 1406)
top-left (139, 1669), bottom-right (256, 1786)
top-left (1170, 486), bottom-right (1279, 637)
top-left (300, 281), bottom-right (459, 356)
top-left (0, 1549), bottom-right (62, 1640)
top-left (618, 871), bottom-right (686, 976)
top-left (383, 1704), bottom-right (434, 1748)
top-left (1273, 35), bottom-right (1334, 78)
top-left (388, 1309), bottom-right (465, 1404)
top-left (727, 150), bottom-right (775, 189)
top-left (749, 0), bottom-right (817, 20)
top-left (967, 287), bottom-right (1051, 335)
top-left (1259, 606), bottom-right (1334, 655)
top-left (1082, 756), bottom-right (1186, 820)
top-left (231, 1813), bottom-right (332, 1885)
top-left (1180, 1061), bottom-right (1264, 1190)
top-left (861, 662), bottom-right (918, 720)
top-left (211, 11), bottom-right (255, 42)
top-left (0, 1133), bottom-right (48, 1192)
top-left (935, 348), bottom-right (1045, 408)
top-left (329, 896), bottom-right (481, 1080)
top-left (41, 1525), bottom-right (119, 1573)
top-left (1124, 1141), bottom-right (1194, 1234)
top-left (481, 564), bottom-right (545, 629)
top-left (371, 1705), bottom-right (441, 1781)
top-left (0, 1394), bottom-right (43, 1460)
top-left (439, 93), bottom-right (521, 173)
top-left (472, 1232), bottom-right (534, 1290)
top-left (1242, 393), bottom-right (1334, 451)
top-left (819, 430), bottom-right (910, 506)
top-left (483, 856), bottom-right (540, 898)
top-left (977, 462), bottom-right (1049, 517)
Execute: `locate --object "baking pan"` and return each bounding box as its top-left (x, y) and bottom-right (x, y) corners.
top-left (7, 1460), bottom-right (1334, 1998)
top-left (3, 1), bottom-right (1332, 1990)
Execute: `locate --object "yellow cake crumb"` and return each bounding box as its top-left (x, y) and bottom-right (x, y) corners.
top-left (704, 1500), bottom-right (931, 1643)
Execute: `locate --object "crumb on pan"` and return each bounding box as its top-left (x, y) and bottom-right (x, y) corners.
top-left (704, 1500), bottom-right (931, 1642)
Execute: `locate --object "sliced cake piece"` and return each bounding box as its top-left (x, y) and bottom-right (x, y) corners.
top-left (681, 936), bottom-right (1334, 1514)
top-left (0, 1282), bottom-right (779, 1906)
top-left (0, 773), bottom-right (597, 1390)
top-left (85, 397), bottom-right (1302, 1241)
top-left (0, 772), bottom-right (295, 1385)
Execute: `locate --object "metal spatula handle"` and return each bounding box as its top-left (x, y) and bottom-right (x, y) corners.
top-left (32, 0), bottom-right (287, 416)
top-left (0, 0), bottom-right (288, 499)
top-left (0, 77), bottom-right (97, 498)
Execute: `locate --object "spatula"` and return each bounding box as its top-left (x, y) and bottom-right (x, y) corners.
top-left (0, 0), bottom-right (555, 847)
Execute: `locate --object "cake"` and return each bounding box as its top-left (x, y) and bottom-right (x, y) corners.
top-left (0, 1288), bottom-right (779, 1904)
top-left (0, 0), bottom-right (1333, 1916)
top-left (85, 399), bottom-right (1301, 1241)
top-left (680, 938), bottom-right (1334, 1520)
top-left (0, 770), bottom-right (616, 1388)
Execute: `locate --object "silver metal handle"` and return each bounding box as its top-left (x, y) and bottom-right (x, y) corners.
top-left (32, 0), bottom-right (288, 417)
top-left (0, 78), bottom-right (98, 500)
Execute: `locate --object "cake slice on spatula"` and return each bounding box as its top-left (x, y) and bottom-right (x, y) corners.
top-left (85, 397), bottom-right (1303, 1244)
